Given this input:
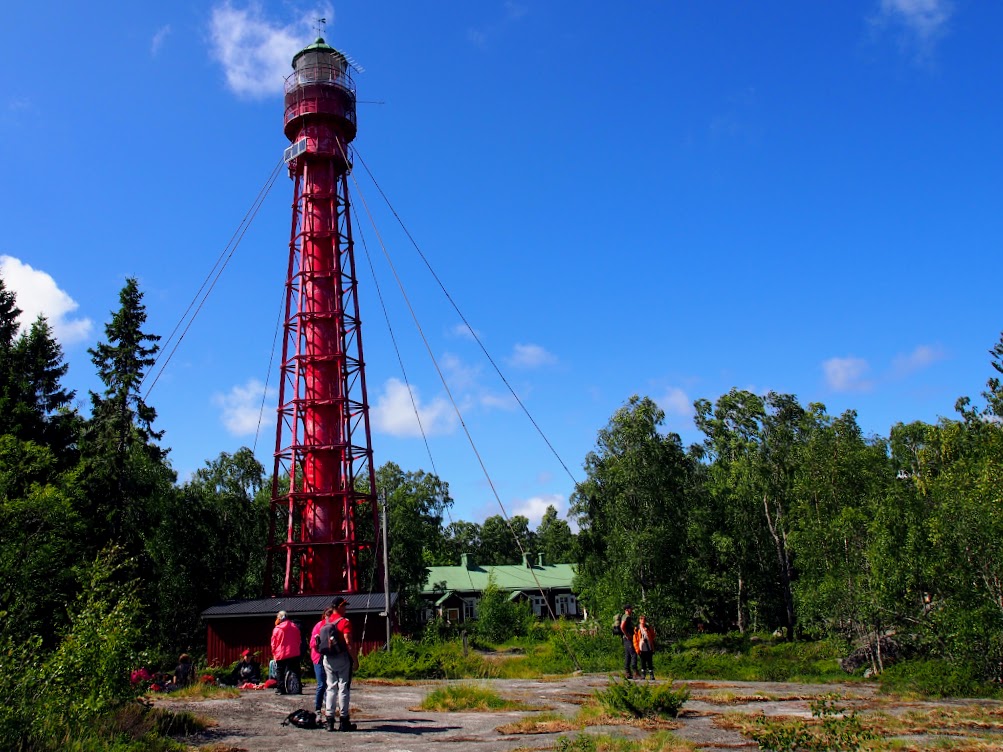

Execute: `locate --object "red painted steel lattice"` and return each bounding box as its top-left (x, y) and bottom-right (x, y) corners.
top-left (265, 39), bottom-right (378, 595)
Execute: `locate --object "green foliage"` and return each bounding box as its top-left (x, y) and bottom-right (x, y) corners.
top-left (572, 395), bottom-right (698, 630)
top-left (369, 462), bottom-right (452, 630)
top-left (878, 658), bottom-right (1000, 698)
top-left (662, 635), bottom-right (846, 683)
top-left (356, 635), bottom-right (498, 680)
top-left (750, 693), bottom-right (874, 752)
top-left (594, 677), bottom-right (689, 718)
top-left (44, 550), bottom-right (147, 734)
top-left (474, 575), bottom-right (534, 643)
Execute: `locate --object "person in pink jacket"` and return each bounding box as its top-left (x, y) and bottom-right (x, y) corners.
top-left (271, 610), bottom-right (302, 694)
top-left (310, 607), bottom-right (334, 715)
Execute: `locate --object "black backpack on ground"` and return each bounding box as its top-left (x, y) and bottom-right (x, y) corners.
top-left (281, 709), bottom-right (319, 729)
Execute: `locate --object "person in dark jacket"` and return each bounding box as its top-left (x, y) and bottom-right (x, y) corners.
top-left (620, 605), bottom-right (638, 679)
top-left (173, 653), bottom-right (195, 689)
top-left (230, 649), bottom-right (262, 686)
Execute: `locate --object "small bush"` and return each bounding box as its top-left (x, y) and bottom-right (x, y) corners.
top-left (750, 693), bottom-right (874, 752)
top-left (595, 677), bottom-right (689, 718)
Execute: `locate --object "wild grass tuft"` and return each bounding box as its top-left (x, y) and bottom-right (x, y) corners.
top-left (419, 683), bottom-right (537, 711)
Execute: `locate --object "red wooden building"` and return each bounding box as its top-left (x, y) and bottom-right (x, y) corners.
top-left (202, 592), bottom-right (395, 667)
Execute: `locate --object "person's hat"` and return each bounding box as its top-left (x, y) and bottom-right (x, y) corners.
top-left (623, 604), bottom-right (633, 611)
top-left (332, 596), bottom-right (348, 609)
top-left (277, 610), bottom-right (287, 620)
top-left (241, 649), bottom-right (252, 657)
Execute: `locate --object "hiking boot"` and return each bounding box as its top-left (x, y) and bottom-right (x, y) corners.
top-left (339, 716), bottom-right (358, 732)
top-left (326, 715), bottom-right (336, 732)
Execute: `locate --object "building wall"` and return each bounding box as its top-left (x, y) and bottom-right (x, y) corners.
top-left (206, 613), bottom-right (391, 667)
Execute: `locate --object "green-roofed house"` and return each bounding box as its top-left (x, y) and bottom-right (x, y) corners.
top-left (421, 553), bottom-right (580, 624)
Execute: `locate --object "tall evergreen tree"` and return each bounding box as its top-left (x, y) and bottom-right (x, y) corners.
top-left (14, 316), bottom-right (78, 452)
top-left (80, 278), bottom-right (173, 557)
top-left (85, 277), bottom-right (164, 466)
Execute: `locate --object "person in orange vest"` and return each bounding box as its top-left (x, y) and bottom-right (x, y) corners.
top-left (632, 614), bottom-right (657, 680)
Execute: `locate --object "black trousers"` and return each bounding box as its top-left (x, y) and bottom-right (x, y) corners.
top-left (638, 649), bottom-right (654, 676)
top-left (623, 641), bottom-right (638, 675)
top-left (275, 656), bottom-right (300, 692)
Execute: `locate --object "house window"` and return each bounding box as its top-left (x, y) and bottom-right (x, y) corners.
top-left (556, 594), bottom-right (578, 616)
top-left (462, 598), bottom-right (478, 620)
top-left (422, 608), bottom-right (435, 623)
top-left (530, 596), bottom-right (547, 616)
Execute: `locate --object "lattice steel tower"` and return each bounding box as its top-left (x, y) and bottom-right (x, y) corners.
top-left (266, 37), bottom-right (379, 595)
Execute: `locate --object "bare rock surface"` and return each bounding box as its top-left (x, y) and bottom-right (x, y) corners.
top-left (157, 674), bottom-right (999, 751)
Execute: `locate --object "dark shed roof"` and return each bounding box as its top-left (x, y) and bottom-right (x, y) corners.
top-left (202, 592), bottom-right (396, 620)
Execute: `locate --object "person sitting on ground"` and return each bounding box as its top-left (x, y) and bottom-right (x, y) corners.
top-left (173, 653), bottom-right (195, 689)
top-left (230, 649), bottom-right (262, 686)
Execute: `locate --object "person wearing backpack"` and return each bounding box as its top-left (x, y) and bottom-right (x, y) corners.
top-left (620, 605), bottom-right (639, 680)
top-left (270, 610), bottom-right (302, 695)
top-left (309, 607), bottom-right (334, 718)
top-left (320, 596), bottom-right (359, 732)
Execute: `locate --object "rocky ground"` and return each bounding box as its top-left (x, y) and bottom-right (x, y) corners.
top-left (158, 674), bottom-right (1003, 751)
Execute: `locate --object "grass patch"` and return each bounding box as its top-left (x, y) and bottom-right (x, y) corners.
top-left (662, 634), bottom-right (849, 683)
top-left (358, 636), bottom-right (499, 680)
top-left (555, 730), bottom-right (696, 752)
top-left (879, 659), bottom-right (1003, 699)
top-left (418, 683), bottom-right (537, 711)
top-left (496, 712), bottom-right (581, 735)
top-left (39, 703), bottom-right (215, 752)
top-left (154, 683), bottom-right (241, 701)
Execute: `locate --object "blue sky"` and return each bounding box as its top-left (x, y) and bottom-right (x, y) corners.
top-left (1, 1), bottom-right (999, 526)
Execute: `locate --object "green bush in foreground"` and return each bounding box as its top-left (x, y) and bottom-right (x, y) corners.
top-left (750, 693), bottom-right (874, 752)
top-left (595, 677), bottom-right (689, 718)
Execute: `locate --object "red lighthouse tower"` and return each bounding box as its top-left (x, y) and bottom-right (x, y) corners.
top-left (266, 38), bottom-right (379, 596)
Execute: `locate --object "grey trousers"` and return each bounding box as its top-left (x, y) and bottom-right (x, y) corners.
top-left (323, 652), bottom-right (352, 718)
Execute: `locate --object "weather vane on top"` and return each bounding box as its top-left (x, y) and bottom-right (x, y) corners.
top-left (314, 17), bottom-right (327, 36)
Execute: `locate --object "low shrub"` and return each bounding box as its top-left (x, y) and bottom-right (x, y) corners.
top-left (749, 693), bottom-right (874, 752)
top-left (594, 677), bottom-right (689, 718)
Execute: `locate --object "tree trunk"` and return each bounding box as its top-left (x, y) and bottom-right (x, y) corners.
top-left (763, 493), bottom-right (796, 639)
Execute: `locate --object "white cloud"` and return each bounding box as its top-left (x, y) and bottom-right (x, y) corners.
top-left (371, 377), bottom-right (457, 438)
top-left (0, 255), bottom-right (92, 344)
top-left (213, 378), bottom-right (276, 435)
top-left (892, 344), bottom-right (945, 376)
top-left (208, 2), bottom-right (330, 98)
top-left (507, 343), bottom-right (557, 369)
top-left (511, 493), bottom-right (566, 526)
top-left (449, 322), bottom-right (479, 340)
top-left (822, 356), bottom-right (873, 392)
top-left (874, 0), bottom-right (953, 53)
top-left (656, 386), bottom-right (693, 418)
top-left (151, 25), bottom-right (171, 56)
top-left (442, 352), bottom-right (481, 390)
